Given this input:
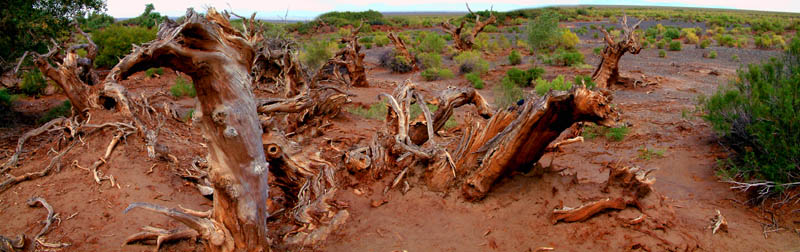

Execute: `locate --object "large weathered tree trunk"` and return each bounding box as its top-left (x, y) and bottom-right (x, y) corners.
top-left (32, 26), bottom-right (101, 115)
top-left (441, 4), bottom-right (496, 52)
top-left (117, 9), bottom-right (269, 251)
top-left (458, 88), bottom-right (619, 200)
top-left (592, 15), bottom-right (643, 89)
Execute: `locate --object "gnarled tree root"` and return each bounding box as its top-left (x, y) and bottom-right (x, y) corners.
top-left (552, 198), bottom-right (629, 223)
top-left (28, 197), bottom-right (70, 248)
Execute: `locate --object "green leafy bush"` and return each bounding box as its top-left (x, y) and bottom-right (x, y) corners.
top-left (664, 27), bottom-right (680, 40)
top-left (374, 35), bottom-right (390, 47)
top-left (508, 50), bottom-right (522, 65)
top-left (658, 50), bottom-right (666, 58)
top-left (170, 76), bottom-right (196, 98)
top-left (318, 10), bottom-right (385, 27)
top-left (92, 25), bottom-right (157, 68)
top-left (700, 39), bottom-right (711, 49)
top-left (301, 40), bottom-right (336, 71)
top-left (145, 67), bottom-right (164, 78)
top-left (543, 49), bottom-right (584, 66)
top-left (418, 52), bottom-right (442, 69)
top-left (656, 40), bottom-right (665, 49)
top-left (668, 41), bottom-right (682, 51)
top-left (465, 72), bottom-right (484, 89)
top-left (454, 51), bottom-right (489, 74)
top-left (534, 75), bottom-right (572, 95)
top-left (506, 68), bottom-right (528, 86)
top-left (484, 25), bottom-right (499, 33)
top-left (558, 29), bottom-right (580, 49)
top-left (593, 47), bottom-right (603, 55)
top-left (0, 89), bottom-right (12, 111)
top-left (573, 75), bottom-right (596, 89)
top-left (21, 68), bottom-right (47, 96)
top-left (121, 4), bottom-right (167, 29)
top-left (38, 100), bottom-right (71, 123)
top-left (421, 68), bottom-right (454, 81)
top-left (717, 34), bottom-right (736, 47)
top-left (417, 33), bottom-right (446, 54)
top-left (527, 11), bottom-right (560, 51)
top-left (700, 36), bottom-right (800, 184)
top-left (685, 32), bottom-right (699, 44)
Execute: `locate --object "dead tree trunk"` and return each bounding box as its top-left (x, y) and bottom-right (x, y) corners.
top-left (387, 32), bottom-right (416, 71)
top-left (408, 86), bottom-right (493, 146)
top-left (32, 25), bottom-right (101, 115)
top-left (117, 9), bottom-right (269, 251)
top-left (592, 15), bottom-right (643, 89)
top-left (441, 4), bottom-right (496, 52)
top-left (458, 88), bottom-right (619, 200)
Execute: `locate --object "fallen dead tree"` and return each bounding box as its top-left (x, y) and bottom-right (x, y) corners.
top-left (386, 32), bottom-right (417, 71)
top-left (592, 15), bottom-right (644, 89)
top-left (441, 4), bottom-right (497, 52)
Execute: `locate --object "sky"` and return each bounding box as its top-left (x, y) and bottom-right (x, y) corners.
top-left (105, 0), bottom-right (800, 20)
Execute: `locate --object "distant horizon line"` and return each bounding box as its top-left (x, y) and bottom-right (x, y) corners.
top-left (111, 4), bottom-right (800, 21)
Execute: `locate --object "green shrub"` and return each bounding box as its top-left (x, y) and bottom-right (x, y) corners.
top-left (709, 50), bottom-right (718, 59)
top-left (604, 125), bottom-right (629, 141)
top-left (700, 36), bottom-right (800, 184)
top-left (418, 52), bottom-right (442, 69)
top-left (374, 35), bottom-right (390, 47)
top-left (534, 75), bottom-right (572, 95)
top-left (700, 39), bottom-right (711, 49)
top-left (685, 32), bottom-right (699, 44)
top-left (558, 29), bottom-right (580, 49)
top-left (38, 100), bottom-right (71, 123)
top-left (668, 41), bottom-right (682, 51)
top-left (0, 89), bottom-right (12, 110)
top-left (658, 50), bottom-right (666, 58)
top-left (318, 10), bottom-right (385, 27)
top-left (454, 51), bottom-right (489, 74)
top-left (573, 75), bottom-right (596, 89)
top-left (465, 72), bottom-right (484, 89)
top-left (421, 68), bottom-right (454, 81)
top-left (544, 49), bottom-right (584, 66)
top-left (92, 24), bottom-right (157, 68)
top-left (145, 67), bottom-right (164, 78)
top-left (301, 40), bottom-right (336, 71)
top-left (718, 34), bottom-right (736, 47)
top-left (664, 27), bottom-right (680, 40)
top-left (484, 25), bottom-right (499, 33)
top-left (417, 33), bottom-right (446, 54)
top-left (508, 50), bottom-right (522, 65)
top-left (593, 47), bottom-right (603, 55)
top-left (506, 68), bottom-right (528, 86)
top-left (731, 54), bottom-right (739, 61)
top-left (527, 11), bottom-right (560, 51)
top-left (170, 76), bottom-right (196, 98)
top-left (21, 68), bottom-right (47, 96)
top-left (656, 40), bottom-right (666, 49)
top-left (494, 76), bottom-right (524, 108)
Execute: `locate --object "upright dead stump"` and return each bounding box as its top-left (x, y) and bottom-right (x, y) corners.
top-left (118, 9), bottom-right (270, 251)
top-left (32, 24), bottom-right (102, 115)
top-left (441, 4), bottom-right (497, 52)
top-left (592, 15), bottom-right (644, 89)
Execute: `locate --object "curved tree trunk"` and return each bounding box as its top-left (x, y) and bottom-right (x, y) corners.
top-left (112, 9), bottom-right (269, 251)
top-left (591, 15), bottom-right (643, 89)
top-left (33, 26), bottom-right (101, 115)
top-left (441, 4), bottom-right (496, 52)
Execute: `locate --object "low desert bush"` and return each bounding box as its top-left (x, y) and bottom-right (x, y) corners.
top-left (92, 24), bottom-right (157, 68)
top-left (170, 76), bottom-right (196, 98)
top-left (465, 72), bottom-right (484, 89)
top-left (454, 51), bottom-right (489, 74)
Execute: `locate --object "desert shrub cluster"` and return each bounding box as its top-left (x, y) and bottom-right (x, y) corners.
top-left (701, 35), bottom-right (800, 185)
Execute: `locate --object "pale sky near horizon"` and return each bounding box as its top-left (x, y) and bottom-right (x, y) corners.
top-left (105, 0), bottom-right (800, 20)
